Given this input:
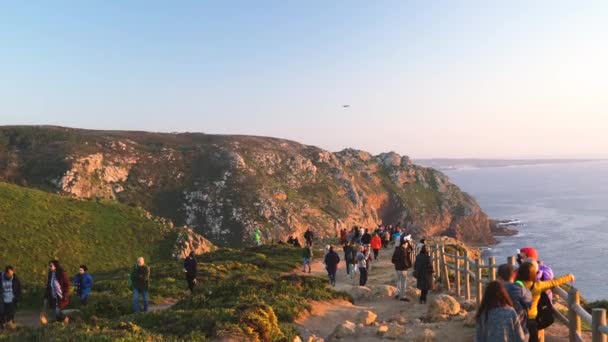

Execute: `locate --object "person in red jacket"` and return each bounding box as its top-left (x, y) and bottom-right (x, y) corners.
top-left (370, 233), bottom-right (382, 261)
top-left (44, 260), bottom-right (70, 323)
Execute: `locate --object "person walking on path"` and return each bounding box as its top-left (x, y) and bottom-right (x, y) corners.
top-left (324, 246), bottom-right (340, 287)
top-left (304, 228), bottom-right (314, 247)
top-left (183, 252), bottom-right (197, 294)
top-left (253, 228), bottom-right (262, 246)
top-left (44, 260), bottom-right (70, 323)
top-left (413, 245), bottom-right (433, 304)
top-left (73, 265), bottom-right (93, 305)
top-left (0, 266), bottom-right (21, 327)
top-left (382, 229), bottom-right (391, 249)
top-left (302, 242), bottom-right (313, 273)
top-left (357, 246), bottom-right (368, 286)
top-left (497, 264), bottom-right (531, 337)
top-left (516, 261), bottom-right (574, 342)
top-left (370, 233), bottom-right (382, 261)
top-left (343, 241), bottom-right (356, 279)
top-left (131, 257), bottom-right (150, 313)
top-left (361, 229), bottom-right (372, 248)
top-left (475, 281), bottom-right (526, 342)
top-left (391, 242), bottom-right (411, 302)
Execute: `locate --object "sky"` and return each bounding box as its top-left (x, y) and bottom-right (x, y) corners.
top-left (1, 1), bottom-right (607, 158)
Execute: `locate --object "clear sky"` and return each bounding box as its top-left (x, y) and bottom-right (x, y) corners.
top-left (1, 1), bottom-right (607, 158)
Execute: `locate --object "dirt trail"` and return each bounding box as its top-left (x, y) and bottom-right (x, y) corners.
top-left (295, 247), bottom-right (581, 341)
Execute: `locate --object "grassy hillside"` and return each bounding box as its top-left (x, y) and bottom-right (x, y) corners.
top-left (0, 181), bottom-right (175, 287)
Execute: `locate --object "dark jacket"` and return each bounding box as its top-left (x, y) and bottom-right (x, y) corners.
top-left (184, 256), bottom-right (197, 278)
top-left (304, 230), bottom-right (314, 242)
top-left (343, 245), bottom-right (356, 263)
top-left (131, 265), bottom-right (150, 291)
top-left (0, 273), bottom-right (21, 303)
top-left (45, 271), bottom-right (70, 309)
top-left (413, 252), bottom-right (434, 291)
top-left (361, 233), bottom-right (372, 245)
top-left (391, 246), bottom-right (407, 271)
top-left (324, 251), bottom-right (340, 273)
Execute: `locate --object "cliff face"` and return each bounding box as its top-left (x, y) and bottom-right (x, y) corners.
top-left (0, 126), bottom-right (495, 246)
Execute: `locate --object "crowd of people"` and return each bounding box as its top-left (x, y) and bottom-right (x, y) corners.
top-left (474, 247), bottom-right (574, 342)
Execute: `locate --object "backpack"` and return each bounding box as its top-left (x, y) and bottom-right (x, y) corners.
top-left (532, 282), bottom-right (555, 329)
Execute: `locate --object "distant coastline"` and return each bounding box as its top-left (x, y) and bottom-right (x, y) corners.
top-left (415, 158), bottom-right (604, 171)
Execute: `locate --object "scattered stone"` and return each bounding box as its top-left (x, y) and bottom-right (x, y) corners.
top-left (406, 286), bottom-right (421, 298)
top-left (459, 299), bottom-right (477, 312)
top-left (356, 310), bottom-right (378, 325)
top-left (383, 323), bottom-right (406, 340)
top-left (377, 325), bottom-right (389, 335)
top-left (412, 328), bottom-right (436, 342)
top-left (307, 335), bottom-right (324, 342)
top-left (349, 286), bottom-right (372, 301)
top-left (464, 311), bottom-right (476, 327)
top-left (373, 285), bottom-right (398, 297)
top-left (328, 321), bottom-right (357, 340)
top-left (427, 294), bottom-right (461, 321)
top-left (293, 336), bottom-right (303, 342)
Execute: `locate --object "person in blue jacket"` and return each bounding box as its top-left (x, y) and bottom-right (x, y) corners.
top-left (73, 265), bottom-right (93, 305)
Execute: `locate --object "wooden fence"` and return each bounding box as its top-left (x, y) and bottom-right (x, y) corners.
top-left (426, 243), bottom-right (607, 342)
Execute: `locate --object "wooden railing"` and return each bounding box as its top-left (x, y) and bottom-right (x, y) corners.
top-left (426, 243), bottom-right (608, 342)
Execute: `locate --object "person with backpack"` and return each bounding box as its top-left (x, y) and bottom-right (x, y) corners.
top-left (517, 247), bottom-right (554, 301)
top-left (324, 246), bottom-right (340, 287)
top-left (497, 264), bottom-right (531, 337)
top-left (370, 233), bottom-right (382, 261)
top-left (304, 228), bottom-right (314, 246)
top-left (343, 241), bottom-right (356, 278)
top-left (73, 265), bottom-right (93, 305)
top-left (131, 257), bottom-right (150, 313)
top-left (413, 245), bottom-right (433, 304)
top-left (253, 228), bottom-right (262, 246)
top-left (0, 266), bottom-right (21, 327)
top-left (516, 261), bottom-right (574, 342)
top-left (44, 260), bottom-right (70, 322)
top-left (302, 242), bottom-right (313, 273)
top-left (357, 246), bottom-right (368, 286)
top-left (475, 281), bottom-right (526, 342)
top-left (183, 252), bottom-right (197, 294)
top-left (391, 242), bottom-right (412, 302)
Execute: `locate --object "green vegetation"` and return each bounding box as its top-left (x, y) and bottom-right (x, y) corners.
top-left (2, 245), bottom-right (349, 341)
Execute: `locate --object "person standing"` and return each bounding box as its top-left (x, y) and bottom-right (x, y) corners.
top-left (497, 264), bottom-right (531, 337)
top-left (44, 260), bottom-right (70, 322)
top-left (73, 265), bottom-right (93, 305)
top-left (304, 228), bottom-right (314, 247)
top-left (183, 252), bottom-right (197, 294)
top-left (324, 246), bottom-right (340, 287)
top-left (0, 266), bottom-right (21, 327)
top-left (357, 246), bottom-right (368, 286)
top-left (131, 257), bottom-right (150, 313)
top-left (475, 281), bottom-right (526, 342)
top-left (253, 228), bottom-right (262, 246)
top-left (302, 242), bottom-right (313, 273)
top-left (343, 241), bottom-right (356, 279)
top-left (370, 233), bottom-right (382, 261)
top-left (361, 229), bottom-right (372, 248)
top-left (413, 245), bottom-right (433, 304)
top-left (391, 243), bottom-right (411, 302)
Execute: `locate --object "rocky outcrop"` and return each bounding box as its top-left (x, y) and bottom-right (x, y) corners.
top-left (172, 227), bottom-right (216, 259)
top-left (0, 126), bottom-right (496, 247)
top-left (427, 295), bottom-right (461, 321)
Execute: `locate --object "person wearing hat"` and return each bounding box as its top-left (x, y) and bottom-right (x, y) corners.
top-left (516, 247), bottom-right (554, 301)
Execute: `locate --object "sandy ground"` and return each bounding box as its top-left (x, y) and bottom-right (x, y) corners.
top-left (294, 247), bottom-right (586, 342)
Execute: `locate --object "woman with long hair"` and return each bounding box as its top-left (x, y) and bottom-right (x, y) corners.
top-left (44, 260), bottom-right (70, 323)
top-left (475, 281), bottom-right (525, 342)
top-left (516, 261), bottom-right (574, 342)
top-left (413, 245), bottom-right (433, 304)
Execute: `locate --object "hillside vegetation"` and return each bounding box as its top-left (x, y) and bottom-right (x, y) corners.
top-left (0, 126), bottom-right (495, 247)
top-left (0, 181), bottom-right (175, 287)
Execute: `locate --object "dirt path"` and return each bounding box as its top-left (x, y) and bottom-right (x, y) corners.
top-left (295, 247), bottom-right (583, 341)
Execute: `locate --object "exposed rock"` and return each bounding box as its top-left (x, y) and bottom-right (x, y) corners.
top-left (293, 336), bottom-right (303, 342)
top-left (383, 323), bottom-right (406, 340)
top-left (307, 335), bottom-right (324, 342)
top-left (172, 227), bottom-right (216, 259)
top-left (406, 286), bottom-right (421, 299)
top-left (464, 311), bottom-right (476, 327)
top-left (427, 294), bottom-right (461, 321)
top-left (373, 285), bottom-right (398, 298)
top-left (377, 325), bottom-right (389, 335)
top-left (412, 328), bottom-right (436, 342)
top-left (328, 321), bottom-right (357, 340)
top-left (356, 310), bottom-right (378, 325)
top-left (349, 286), bottom-right (372, 301)
top-left (459, 299), bottom-right (477, 312)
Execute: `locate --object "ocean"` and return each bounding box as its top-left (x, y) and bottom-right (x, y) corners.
top-left (445, 161), bottom-right (608, 301)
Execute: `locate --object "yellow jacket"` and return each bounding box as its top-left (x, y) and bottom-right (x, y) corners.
top-left (523, 274), bottom-right (574, 319)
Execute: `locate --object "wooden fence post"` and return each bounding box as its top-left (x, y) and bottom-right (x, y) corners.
top-left (489, 256), bottom-right (496, 281)
top-left (455, 251), bottom-right (461, 297)
top-left (475, 259), bottom-right (482, 307)
top-left (440, 246), bottom-right (451, 291)
top-left (568, 288), bottom-right (582, 341)
top-left (464, 257), bottom-right (471, 300)
top-left (507, 256), bottom-right (516, 267)
top-left (592, 308), bottom-right (607, 342)
top-left (434, 244), bottom-right (441, 279)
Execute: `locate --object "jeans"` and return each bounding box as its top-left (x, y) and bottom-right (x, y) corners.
top-left (347, 263), bottom-right (355, 277)
top-left (395, 270), bottom-right (407, 299)
top-left (359, 268), bottom-right (368, 286)
top-left (133, 288), bottom-right (149, 313)
top-left (49, 297), bottom-right (66, 322)
top-left (303, 258), bottom-right (311, 272)
top-left (1, 302), bottom-right (15, 324)
top-left (328, 271), bottom-right (337, 286)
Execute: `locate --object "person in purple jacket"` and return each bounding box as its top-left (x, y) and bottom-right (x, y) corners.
top-left (517, 247), bottom-right (554, 301)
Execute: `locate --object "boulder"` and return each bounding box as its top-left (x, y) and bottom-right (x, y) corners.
top-left (412, 328), bottom-right (436, 342)
top-left (328, 321), bottom-right (357, 340)
top-left (307, 336), bottom-right (324, 342)
top-left (373, 285), bottom-right (398, 297)
top-left (383, 323), bottom-right (406, 340)
top-left (349, 286), bottom-right (372, 301)
top-left (427, 294), bottom-right (461, 321)
top-left (406, 286), bottom-right (421, 299)
top-left (464, 311), bottom-right (476, 328)
top-left (377, 325), bottom-right (389, 335)
top-left (293, 337), bottom-right (303, 342)
top-left (356, 310), bottom-right (378, 325)
top-left (459, 299), bottom-right (477, 312)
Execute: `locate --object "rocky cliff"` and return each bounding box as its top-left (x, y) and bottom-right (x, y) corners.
top-left (0, 126), bottom-right (496, 246)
